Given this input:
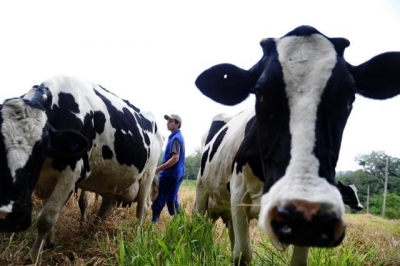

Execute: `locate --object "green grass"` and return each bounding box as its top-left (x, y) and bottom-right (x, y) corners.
top-left (113, 209), bottom-right (231, 266)
top-left (181, 179), bottom-right (197, 191)
top-left (1, 186), bottom-right (399, 265)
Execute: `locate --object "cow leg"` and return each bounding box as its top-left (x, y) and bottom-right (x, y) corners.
top-left (78, 190), bottom-right (90, 222)
top-left (39, 199), bottom-right (55, 250)
top-left (136, 173), bottom-right (154, 222)
top-left (227, 220), bottom-right (235, 252)
top-left (194, 175), bottom-right (209, 213)
top-left (231, 180), bottom-right (252, 265)
top-left (97, 196), bottom-right (117, 221)
top-left (290, 246), bottom-right (309, 266)
top-left (30, 166), bottom-right (80, 264)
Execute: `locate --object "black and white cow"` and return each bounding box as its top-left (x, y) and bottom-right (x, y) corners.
top-left (0, 75), bottom-right (163, 262)
top-left (337, 181), bottom-right (363, 211)
top-left (194, 25), bottom-right (400, 266)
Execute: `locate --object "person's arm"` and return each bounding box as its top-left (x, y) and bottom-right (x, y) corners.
top-left (155, 153), bottom-right (179, 174)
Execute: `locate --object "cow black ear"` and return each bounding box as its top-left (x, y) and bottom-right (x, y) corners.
top-left (47, 129), bottom-right (89, 159)
top-left (354, 52), bottom-right (400, 99)
top-left (330, 38), bottom-right (350, 57)
top-left (337, 181), bottom-right (344, 187)
top-left (195, 63), bottom-right (254, 106)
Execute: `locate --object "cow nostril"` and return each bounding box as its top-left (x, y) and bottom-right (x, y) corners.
top-left (314, 209), bottom-right (340, 223)
top-left (276, 206), bottom-right (291, 218)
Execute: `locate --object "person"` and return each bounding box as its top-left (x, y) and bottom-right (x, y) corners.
top-left (151, 114), bottom-right (185, 223)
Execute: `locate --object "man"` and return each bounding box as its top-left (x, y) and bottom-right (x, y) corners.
top-left (151, 114), bottom-right (185, 223)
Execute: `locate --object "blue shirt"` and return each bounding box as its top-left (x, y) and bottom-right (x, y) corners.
top-left (159, 130), bottom-right (185, 178)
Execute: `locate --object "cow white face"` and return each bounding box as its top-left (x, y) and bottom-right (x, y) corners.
top-left (0, 98), bottom-right (49, 231)
top-left (195, 25), bottom-right (400, 249)
top-left (0, 91), bottom-right (89, 232)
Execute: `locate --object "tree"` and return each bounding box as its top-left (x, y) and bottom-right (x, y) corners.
top-left (184, 147), bottom-right (202, 180)
top-left (355, 151), bottom-right (400, 178)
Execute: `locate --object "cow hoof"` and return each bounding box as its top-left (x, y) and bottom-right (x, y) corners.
top-left (270, 200), bottom-right (345, 247)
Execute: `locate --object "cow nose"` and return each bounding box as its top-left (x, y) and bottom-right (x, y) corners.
top-left (270, 200), bottom-right (345, 247)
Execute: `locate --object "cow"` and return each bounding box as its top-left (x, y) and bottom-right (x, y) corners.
top-left (200, 114), bottom-right (364, 211)
top-left (194, 25), bottom-right (400, 266)
top-left (0, 75), bottom-right (163, 263)
top-left (337, 181), bottom-right (363, 211)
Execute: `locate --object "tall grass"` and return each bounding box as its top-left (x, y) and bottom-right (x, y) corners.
top-left (1, 181), bottom-right (399, 265)
top-left (112, 211), bottom-right (231, 266)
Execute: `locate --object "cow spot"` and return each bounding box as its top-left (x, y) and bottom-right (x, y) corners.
top-left (102, 145), bottom-right (113, 160)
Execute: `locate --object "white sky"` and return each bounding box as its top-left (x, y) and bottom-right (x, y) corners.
top-left (1, 0), bottom-right (400, 172)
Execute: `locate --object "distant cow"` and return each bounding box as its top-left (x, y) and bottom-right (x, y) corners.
top-left (337, 181), bottom-right (363, 211)
top-left (194, 25), bottom-right (400, 266)
top-left (0, 76), bottom-right (163, 263)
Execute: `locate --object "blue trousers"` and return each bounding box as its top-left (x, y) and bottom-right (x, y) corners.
top-left (151, 175), bottom-right (184, 222)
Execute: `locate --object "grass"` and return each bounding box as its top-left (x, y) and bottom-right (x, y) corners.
top-left (1, 180), bottom-right (399, 265)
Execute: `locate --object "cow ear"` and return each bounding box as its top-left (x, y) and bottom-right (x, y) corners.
top-left (47, 128), bottom-right (89, 159)
top-left (353, 52), bottom-right (400, 99)
top-left (195, 63), bottom-right (254, 106)
top-left (337, 181), bottom-right (344, 187)
top-left (330, 38), bottom-right (350, 57)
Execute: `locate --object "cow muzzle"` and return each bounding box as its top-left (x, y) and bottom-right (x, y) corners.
top-left (258, 174), bottom-right (346, 250)
top-left (269, 200), bottom-right (345, 247)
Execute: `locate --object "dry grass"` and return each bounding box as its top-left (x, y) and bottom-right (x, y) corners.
top-left (1, 185), bottom-right (399, 265)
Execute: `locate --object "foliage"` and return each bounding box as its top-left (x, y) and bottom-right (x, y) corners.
top-left (354, 151), bottom-right (400, 177)
top-left (184, 147), bottom-right (202, 180)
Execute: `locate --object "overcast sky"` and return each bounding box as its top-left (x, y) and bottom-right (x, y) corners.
top-left (1, 0), bottom-right (400, 172)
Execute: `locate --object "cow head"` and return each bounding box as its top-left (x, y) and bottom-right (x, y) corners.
top-left (195, 26), bottom-right (400, 249)
top-left (337, 181), bottom-right (363, 211)
top-left (0, 85), bottom-right (89, 232)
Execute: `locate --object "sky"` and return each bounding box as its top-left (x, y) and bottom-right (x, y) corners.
top-left (0, 0), bottom-right (400, 172)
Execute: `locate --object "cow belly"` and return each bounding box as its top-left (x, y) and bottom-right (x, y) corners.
top-left (78, 161), bottom-right (142, 200)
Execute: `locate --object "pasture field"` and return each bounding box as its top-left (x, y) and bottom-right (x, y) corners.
top-left (1, 180), bottom-right (399, 265)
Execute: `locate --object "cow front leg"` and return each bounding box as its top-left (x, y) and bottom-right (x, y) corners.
top-left (231, 188), bottom-right (252, 265)
top-left (227, 220), bottom-right (235, 252)
top-left (290, 246), bottom-right (309, 266)
top-left (136, 173), bottom-right (154, 222)
top-left (30, 166), bottom-right (79, 264)
top-left (194, 175), bottom-right (209, 214)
